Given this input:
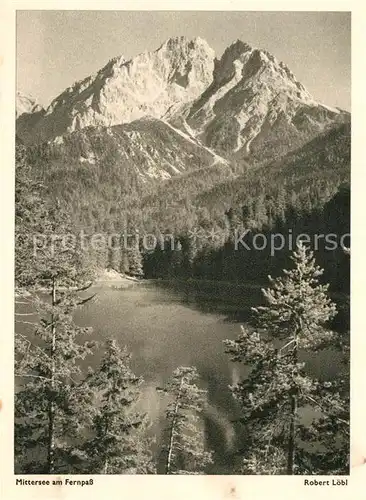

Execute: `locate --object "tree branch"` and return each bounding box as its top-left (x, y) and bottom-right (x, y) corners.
top-left (303, 393), bottom-right (349, 429)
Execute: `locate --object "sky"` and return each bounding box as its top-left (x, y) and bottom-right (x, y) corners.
top-left (17, 11), bottom-right (351, 110)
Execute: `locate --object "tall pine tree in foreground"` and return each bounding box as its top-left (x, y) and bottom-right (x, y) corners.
top-left (15, 146), bottom-right (153, 474)
top-left (84, 339), bottom-right (155, 474)
top-left (158, 366), bottom-right (213, 474)
top-left (297, 336), bottom-right (349, 474)
top-left (15, 143), bottom-right (48, 291)
top-left (15, 149), bottom-right (97, 472)
top-left (225, 243), bottom-right (348, 474)
top-left (15, 289), bottom-right (97, 473)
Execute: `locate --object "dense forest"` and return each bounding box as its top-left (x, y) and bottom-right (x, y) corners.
top-left (15, 111), bottom-right (350, 475)
top-left (18, 122), bottom-right (350, 293)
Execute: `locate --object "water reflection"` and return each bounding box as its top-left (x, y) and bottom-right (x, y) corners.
top-left (17, 280), bottom-right (344, 473)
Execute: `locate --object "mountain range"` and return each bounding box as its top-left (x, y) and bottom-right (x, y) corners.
top-left (16, 35), bottom-right (350, 291)
top-left (16, 36), bottom-right (349, 182)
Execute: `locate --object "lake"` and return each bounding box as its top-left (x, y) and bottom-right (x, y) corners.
top-left (76, 279), bottom-right (343, 473)
top-left (16, 279), bottom-right (344, 473)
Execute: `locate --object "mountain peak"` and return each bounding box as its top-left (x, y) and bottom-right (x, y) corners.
top-left (17, 36), bottom-right (349, 158)
top-left (16, 91), bottom-right (44, 118)
top-left (19, 37), bottom-right (216, 143)
top-left (160, 35), bottom-right (213, 51)
top-left (226, 39), bottom-right (252, 55)
top-left (180, 39), bottom-right (347, 158)
top-left (157, 36), bottom-right (215, 62)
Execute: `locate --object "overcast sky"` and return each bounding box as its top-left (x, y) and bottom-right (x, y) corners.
top-left (17, 11), bottom-right (351, 110)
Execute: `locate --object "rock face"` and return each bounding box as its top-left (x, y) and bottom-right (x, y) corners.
top-left (174, 40), bottom-right (349, 160)
top-left (17, 36), bottom-right (350, 163)
top-left (21, 37), bottom-right (215, 144)
top-left (33, 117), bottom-right (228, 182)
top-left (16, 91), bottom-right (44, 118)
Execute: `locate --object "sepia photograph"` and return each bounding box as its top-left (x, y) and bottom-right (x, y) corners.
top-left (13, 9), bottom-right (350, 477)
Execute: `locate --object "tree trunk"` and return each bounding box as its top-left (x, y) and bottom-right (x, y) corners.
top-left (286, 342), bottom-right (298, 475)
top-left (103, 390), bottom-right (113, 474)
top-left (286, 391), bottom-right (297, 474)
top-left (166, 377), bottom-right (184, 474)
top-left (47, 277), bottom-right (56, 473)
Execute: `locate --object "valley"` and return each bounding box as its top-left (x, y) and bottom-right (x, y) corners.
top-left (15, 29), bottom-right (350, 476)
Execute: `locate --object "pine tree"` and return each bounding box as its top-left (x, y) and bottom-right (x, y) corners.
top-left (15, 162), bottom-right (97, 473)
top-left (158, 366), bottom-right (213, 474)
top-left (119, 246), bottom-right (130, 275)
top-left (15, 144), bottom-right (48, 290)
top-left (224, 243), bottom-right (345, 475)
top-left (15, 148), bottom-right (155, 474)
top-left (107, 245), bottom-right (121, 272)
top-left (180, 234), bottom-right (197, 277)
top-left (127, 244), bottom-right (143, 277)
top-left (15, 289), bottom-right (96, 473)
top-left (297, 337), bottom-right (349, 474)
top-left (84, 339), bottom-right (155, 474)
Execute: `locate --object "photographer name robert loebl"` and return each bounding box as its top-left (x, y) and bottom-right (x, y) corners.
top-left (304, 479), bottom-right (348, 486)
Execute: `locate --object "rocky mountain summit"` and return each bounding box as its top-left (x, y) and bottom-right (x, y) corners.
top-left (174, 40), bottom-right (349, 160)
top-left (17, 36), bottom-right (350, 174)
top-left (16, 91), bottom-right (44, 118)
top-left (18, 37), bottom-right (215, 145)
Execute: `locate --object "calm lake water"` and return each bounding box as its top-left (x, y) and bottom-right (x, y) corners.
top-left (17, 279), bottom-right (344, 473)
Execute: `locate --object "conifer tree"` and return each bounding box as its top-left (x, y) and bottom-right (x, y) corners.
top-left (15, 148), bottom-right (154, 474)
top-left (15, 144), bottom-right (48, 290)
top-left (224, 243), bottom-right (344, 475)
top-left (15, 289), bottom-right (96, 473)
top-left (84, 339), bottom-right (155, 474)
top-left (107, 243), bottom-right (121, 272)
top-left (119, 246), bottom-right (130, 275)
top-left (158, 366), bottom-right (213, 474)
top-left (127, 244), bottom-right (143, 277)
top-left (180, 234), bottom-right (197, 276)
top-left (15, 155), bottom-right (97, 472)
top-left (297, 338), bottom-right (349, 474)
